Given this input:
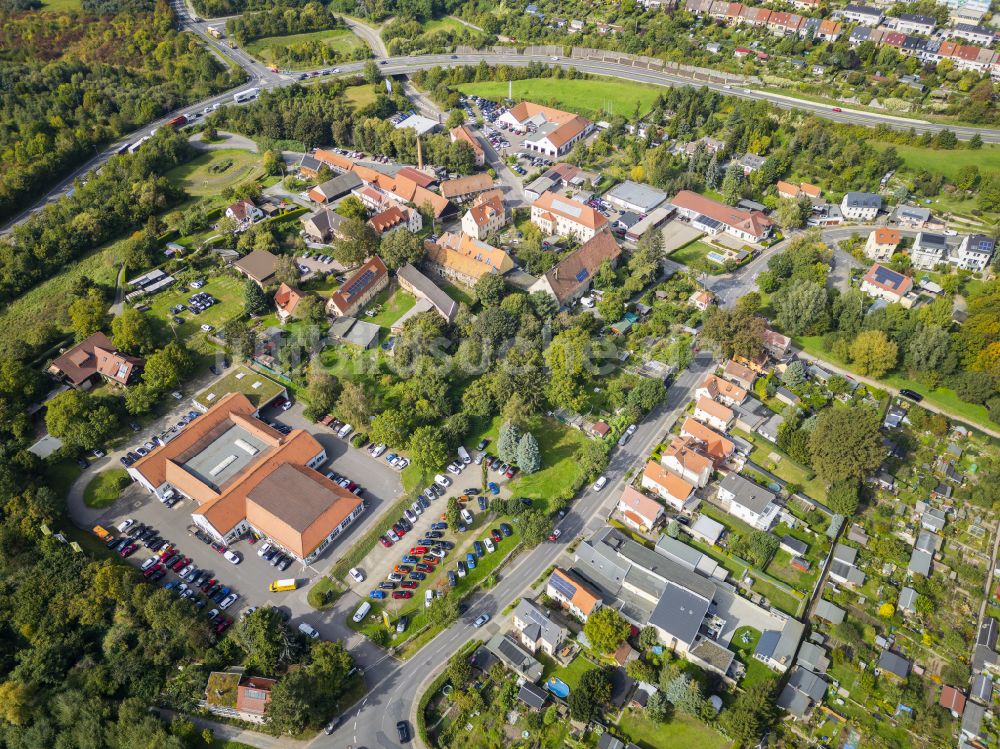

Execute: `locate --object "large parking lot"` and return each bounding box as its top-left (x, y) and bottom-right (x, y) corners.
top-left (93, 397), bottom-right (407, 631)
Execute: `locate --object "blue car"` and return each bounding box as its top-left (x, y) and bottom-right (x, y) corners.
top-left (369, 590), bottom-right (386, 599)
top-left (487, 482), bottom-right (500, 495)
top-left (474, 540), bottom-right (484, 558)
top-left (478, 495), bottom-right (487, 511)
top-left (431, 522), bottom-right (448, 530)
top-left (408, 571), bottom-right (426, 581)
top-left (466, 552), bottom-right (477, 569)
top-left (385, 452), bottom-right (397, 463)
top-left (402, 555), bottom-right (418, 564)
top-left (164, 581), bottom-right (179, 591)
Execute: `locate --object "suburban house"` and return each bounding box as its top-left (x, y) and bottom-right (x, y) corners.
top-left (693, 396), bottom-right (735, 432)
top-left (368, 204), bottom-right (421, 236)
top-left (689, 290), bottom-right (715, 311)
top-left (512, 598), bottom-right (567, 656)
top-left (695, 373), bottom-right (748, 407)
top-left (225, 198), bottom-right (264, 230)
top-left (307, 172), bottom-right (362, 204)
top-left (326, 256), bottom-right (389, 317)
top-left (461, 193), bottom-right (507, 240)
top-left (640, 464), bottom-right (696, 513)
top-left (204, 673), bottom-right (276, 723)
top-left (395, 263), bottom-right (458, 323)
top-left (860, 263), bottom-right (914, 303)
top-left (953, 234), bottom-right (996, 272)
top-left (273, 283), bottom-right (305, 323)
top-left (661, 436), bottom-right (714, 489)
top-left (829, 543), bottom-right (866, 587)
top-left (877, 649), bottom-right (911, 682)
top-left (528, 230), bottom-right (622, 308)
top-left (864, 227), bottom-right (901, 262)
top-left (233, 249), bottom-right (278, 287)
top-left (776, 668), bottom-right (827, 719)
top-left (763, 328), bottom-right (791, 360)
top-left (737, 153), bottom-right (766, 175)
top-left (47, 332), bottom-right (145, 389)
top-left (128, 392), bottom-right (364, 564)
top-left (439, 173), bottom-right (495, 202)
top-left (722, 359), bottom-right (757, 390)
top-left (301, 208), bottom-right (345, 243)
top-left (546, 567), bottom-right (602, 621)
top-left (530, 191), bottom-right (609, 242)
top-left (839, 192), bottom-right (882, 221)
top-left (424, 233), bottom-right (515, 286)
top-left (717, 473), bottom-right (779, 530)
top-left (679, 417), bottom-right (736, 465)
top-left (496, 102), bottom-right (593, 157)
top-left (777, 181), bottom-right (821, 200)
top-left (670, 190), bottom-right (773, 243)
top-left (910, 231), bottom-right (949, 270)
top-left (450, 124), bottom-right (485, 166)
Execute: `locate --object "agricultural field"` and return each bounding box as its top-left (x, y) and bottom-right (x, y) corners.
top-left (456, 76), bottom-right (663, 120)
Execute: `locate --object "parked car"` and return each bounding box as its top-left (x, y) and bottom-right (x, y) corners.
top-left (349, 567), bottom-right (365, 583)
top-left (592, 475), bottom-right (608, 491)
top-left (223, 550), bottom-right (242, 564)
top-left (500, 523), bottom-right (513, 537)
top-left (391, 591), bottom-right (413, 599)
top-left (487, 482), bottom-right (500, 495)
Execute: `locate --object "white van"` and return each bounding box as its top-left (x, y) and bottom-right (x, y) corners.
top-left (425, 590), bottom-right (434, 608)
top-left (337, 423), bottom-right (353, 439)
top-left (461, 508), bottom-right (474, 525)
top-left (353, 601), bottom-right (372, 623)
top-left (457, 446), bottom-right (471, 464)
top-left (298, 622), bottom-right (320, 639)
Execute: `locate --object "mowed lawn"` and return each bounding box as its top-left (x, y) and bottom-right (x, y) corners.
top-left (165, 149), bottom-right (262, 198)
top-left (457, 76), bottom-right (663, 119)
top-left (244, 28), bottom-right (368, 66)
top-left (83, 469), bottom-right (131, 509)
top-left (876, 141), bottom-right (1000, 183)
top-left (344, 84), bottom-right (378, 109)
top-left (618, 709), bottom-right (733, 749)
top-left (669, 240), bottom-right (728, 275)
top-left (507, 417), bottom-right (591, 505)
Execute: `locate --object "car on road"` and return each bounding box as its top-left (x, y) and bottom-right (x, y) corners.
top-left (257, 542), bottom-right (272, 558)
top-left (476, 439), bottom-right (489, 450)
top-left (349, 567), bottom-right (365, 583)
top-left (548, 529), bottom-right (562, 542)
top-left (401, 554), bottom-right (418, 564)
top-left (396, 721), bottom-right (410, 742)
top-left (415, 563), bottom-right (433, 573)
top-left (592, 476), bottom-right (608, 491)
top-left (141, 556), bottom-right (158, 571)
top-left (899, 389), bottom-right (923, 402)
top-left (832, 106), bottom-right (842, 112)
top-left (473, 613), bottom-right (490, 628)
top-left (409, 546), bottom-right (428, 555)
top-left (223, 550), bottom-right (242, 564)
top-left (378, 581), bottom-right (397, 590)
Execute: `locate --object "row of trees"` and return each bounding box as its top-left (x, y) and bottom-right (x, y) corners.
top-left (226, 3), bottom-right (344, 43)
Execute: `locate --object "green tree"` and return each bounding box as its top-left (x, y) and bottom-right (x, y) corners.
top-left (68, 289), bottom-right (107, 339)
top-left (906, 324), bottom-right (950, 379)
top-left (775, 198), bottom-right (807, 229)
top-left (296, 294), bottom-right (327, 327)
top-left (46, 389), bottom-right (117, 450)
top-left (497, 420), bottom-right (521, 464)
top-left (369, 408), bottom-right (410, 448)
top-left (732, 531), bottom-right (779, 567)
top-left (516, 432), bottom-right (541, 474)
top-left (379, 229), bottom-right (424, 270)
top-left (774, 280), bottom-right (827, 336)
top-left (720, 680), bottom-right (777, 747)
top-left (266, 669), bottom-right (315, 735)
top-left (143, 341), bottom-right (193, 393)
top-left (700, 306), bottom-right (765, 360)
top-left (233, 607), bottom-right (295, 676)
top-left (627, 378), bottom-right (667, 414)
top-left (781, 360), bottom-right (807, 388)
top-left (409, 425), bottom-right (449, 477)
top-left (244, 279), bottom-right (269, 316)
top-left (111, 307), bottom-right (156, 354)
top-left (646, 690), bottom-right (672, 722)
top-left (721, 162), bottom-right (745, 205)
top-left (426, 594), bottom-right (460, 628)
top-left (446, 496), bottom-right (461, 530)
top-left (519, 510), bottom-right (550, 548)
top-left (809, 407), bottom-right (884, 483)
top-left (447, 651), bottom-right (474, 687)
top-left (584, 607), bottom-right (630, 653)
top-left (850, 329), bottom-right (898, 377)
top-left (955, 164), bottom-right (980, 191)
top-left (222, 318), bottom-right (258, 361)
top-left (337, 195), bottom-right (368, 221)
top-left (446, 109), bottom-right (466, 128)
top-left (336, 381), bottom-right (372, 429)
top-left (474, 272), bottom-right (506, 307)
top-left (333, 218), bottom-right (379, 266)
top-left (274, 255), bottom-right (300, 288)
top-left (639, 626), bottom-right (659, 650)
top-left (828, 478), bottom-right (860, 516)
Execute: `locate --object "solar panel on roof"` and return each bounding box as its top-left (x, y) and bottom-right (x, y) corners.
top-left (549, 573), bottom-right (577, 600)
top-left (345, 270), bottom-right (375, 297)
top-left (575, 268), bottom-right (589, 283)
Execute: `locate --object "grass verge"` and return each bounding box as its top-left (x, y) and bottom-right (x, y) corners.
top-left (83, 469), bottom-right (131, 509)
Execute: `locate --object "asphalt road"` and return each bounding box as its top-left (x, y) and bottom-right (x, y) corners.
top-left (316, 353), bottom-right (716, 749)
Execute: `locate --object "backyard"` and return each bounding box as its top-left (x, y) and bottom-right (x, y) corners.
top-left (727, 626), bottom-right (776, 688)
top-left (367, 287), bottom-right (416, 328)
top-left (244, 28), bottom-right (368, 67)
top-left (617, 709), bottom-right (733, 749)
top-left (507, 417), bottom-right (592, 505)
top-left (456, 76), bottom-right (663, 120)
top-left (731, 427), bottom-right (828, 502)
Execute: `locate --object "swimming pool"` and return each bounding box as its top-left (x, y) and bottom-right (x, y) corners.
top-left (545, 677), bottom-right (570, 699)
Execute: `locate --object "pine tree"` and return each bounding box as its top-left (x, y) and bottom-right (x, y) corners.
top-left (244, 279), bottom-right (268, 317)
top-left (516, 432), bottom-right (541, 474)
top-left (497, 421), bottom-right (520, 464)
top-left (705, 153), bottom-right (720, 188)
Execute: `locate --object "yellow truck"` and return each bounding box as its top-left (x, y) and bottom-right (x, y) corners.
top-left (269, 579), bottom-right (298, 592)
top-left (92, 525), bottom-right (112, 541)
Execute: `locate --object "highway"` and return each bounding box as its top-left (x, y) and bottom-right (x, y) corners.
top-left (315, 352), bottom-right (716, 749)
top-left (4, 10), bottom-right (1000, 234)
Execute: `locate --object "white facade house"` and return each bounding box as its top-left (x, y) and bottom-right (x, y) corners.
top-left (693, 396), bottom-right (735, 432)
top-left (864, 228), bottom-right (900, 262)
top-left (661, 438), bottom-right (714, 489)
top-left (951, 234), bottom-right (995, 272)
top-left (840, 192), bottom-right (882, 221)
top-left (717, 473), bottom-right (780, 530)
top-left (910, 232), bottom-right (949, 270)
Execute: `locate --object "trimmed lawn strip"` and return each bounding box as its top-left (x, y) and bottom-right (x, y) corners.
top-left (750, 576), bottom-right (803, 617)
top-left (439, 280), bottom-right (476, 307)
top-left (617, 709), bottom-right (733, 749)
top-left (367, 288), bottom-right (416, 328)
top-left (669, 240), bottom-right (729, 275)
top-left (456, 76), bottom-right (662, 120)
top-left (83, 469), bottom-right (131, 509)
top-left (731, 427), bottom-right (827, 502)
top-left (795, 335), bottom-right (993, 431)
top-left (874, 141), bottom-right (1000, 183)
top-left (545, 652), bottom-right (596, 691)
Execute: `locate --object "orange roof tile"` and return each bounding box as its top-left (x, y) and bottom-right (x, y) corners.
top-left (550, 567), bottom-right (601, 616)
top-left (532, 191), bottom-right (608, 231)
top-left (680, 418), bottom-right (735, 462)
top-left (640, 464), bottom-right (695, 503)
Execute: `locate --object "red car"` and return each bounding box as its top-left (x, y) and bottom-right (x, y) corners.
top-left (832, 106), bottom-right (842, 112)
top-left (548, 529), bottom-right (562, 542)
top-left (391, 591), bottom-right (413, 599)
top-left (392, 524), bottom-right (406, 538)
top-left (216, 617), bottom-right (231, 633)
top-left (211, 542), bottom-right (226, 553)
top-left (415, 563), bottom-right (434, 573)
top-left (379, 535), bottom-right (393, 548)
top-left (400, 581), bottom-right (418, 589)
top-left (119, 543), bottom-right (138, 558)
top-left (490, 529), bottom-right (503, 543)
top-left (171, 556), bottom-right (189, 571)
top-left (409, 546), bottom-right (428, 555)
top-left (505, 466), bottom-right (517, 479)
top-left (143, 563), bottom-right (163, 578)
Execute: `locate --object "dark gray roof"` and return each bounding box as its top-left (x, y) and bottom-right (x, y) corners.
top-left (648, 581), bottom-right (711, 647)
top-left (396, 263), bottom-right (458, 321)
top-left (777, 683), bottom-right (812, 717)
top-left (518, 681), bottom-right (549, 709)
top-left (789, 668), bottom-right (828, 702)
top-left (963, 702), bottom-right (985, 738)
top-left (977, 618), bottom-right (998, 649)
top-left (915, 530), bottom-right (939, 553)
top-left (755, 630), bottom-right (781, 660)
top-left (833, 543), bottom-right (857, 565)
top-left (877, 649), bottom-right (910, 679)
top-left (971, 674), bottom-right (992, 704)
top-left (908, 548), bottom-right (932, 576)
top-left (813, 599), bottom-right (845, 624)
top-left (598, 733), bottom-right (626, 749)
top-left (842, 192), bottom-right (882, 209)
top-left (313, 171), bottom-right (362, 200)
top-left (917, 232), bottom-right (947, 250)
top-left (781, 535), bottom-right (808, 555)
top-left (718, 473), bottom-right (777, 515)
top-left (797, 641), bottom-right (830, 673)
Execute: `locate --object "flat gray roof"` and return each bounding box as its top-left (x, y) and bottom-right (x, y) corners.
top-left (606, 180), bottom-right (668, 211)
top-left (648, 581), bottom-right (711, 648)
top-left (182, 423), bottom-right (271, 491)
